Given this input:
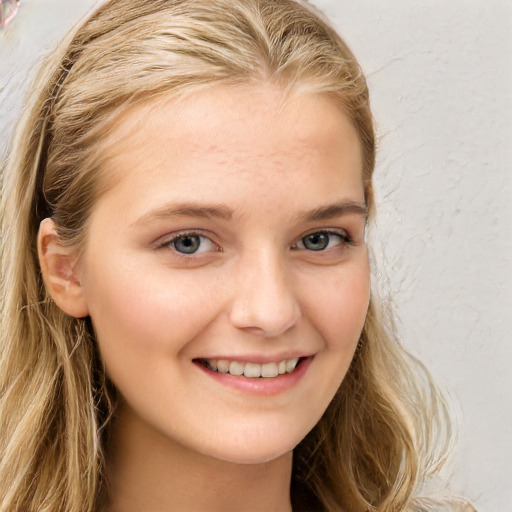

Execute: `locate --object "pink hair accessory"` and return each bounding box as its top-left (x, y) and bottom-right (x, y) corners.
top-left (0, 0), bottom-right (20, 29)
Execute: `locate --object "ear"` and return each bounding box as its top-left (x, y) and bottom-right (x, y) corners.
top-left (37, 218), bottom-right (89, 318)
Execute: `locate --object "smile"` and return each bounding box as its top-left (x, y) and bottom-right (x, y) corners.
top-left (198, 357), bottom-right (303, 378)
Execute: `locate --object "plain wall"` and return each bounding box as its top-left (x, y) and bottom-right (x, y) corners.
top-left (1, 1), bottom-right (511, 510)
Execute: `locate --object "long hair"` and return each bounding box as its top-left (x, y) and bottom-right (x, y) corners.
top-left (0, 1), bottom-right (471, 510)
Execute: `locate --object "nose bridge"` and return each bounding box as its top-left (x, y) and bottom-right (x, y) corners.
top-left (229, 246), bottom-right (300, 337)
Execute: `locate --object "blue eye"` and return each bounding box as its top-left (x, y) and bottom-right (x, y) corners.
top-left (296, 231), bottom-right (347, 251)
top-left (173, 235), bottom-right (201, 254)
top-left (168, 234), bottom-right (218, 254)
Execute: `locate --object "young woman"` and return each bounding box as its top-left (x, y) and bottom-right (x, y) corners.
top-left (0, 1), bottom-right (476, 511)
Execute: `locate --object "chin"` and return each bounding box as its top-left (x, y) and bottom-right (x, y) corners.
top-left (197, 426), bottom-right (303, 466)
top-left (211, 445), bottom-right (294, 466)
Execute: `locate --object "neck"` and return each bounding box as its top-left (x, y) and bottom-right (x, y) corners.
top-left (105, 404), bottom-right (293, 512)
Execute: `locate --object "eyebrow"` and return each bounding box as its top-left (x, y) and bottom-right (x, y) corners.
top-left (298, 201), bottom-right (368, 222)
top-left (132, 199), bottom-right (367, 227)
top-left (132, 202), bottom-right (234, 226)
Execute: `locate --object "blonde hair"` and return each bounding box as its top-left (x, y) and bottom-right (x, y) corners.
top-left (0, 1), bottom-right (474, 511)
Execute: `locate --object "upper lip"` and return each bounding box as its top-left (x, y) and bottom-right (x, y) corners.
top-left (193, 353), bottom-right (312, 365)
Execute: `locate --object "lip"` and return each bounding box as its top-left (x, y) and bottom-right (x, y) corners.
top-left (193, 355), bottom-right (313, 396)
top-left (192, 352), bottom-right (309, 365)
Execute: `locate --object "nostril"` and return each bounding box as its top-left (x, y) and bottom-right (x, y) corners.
top-left (229, 302), bottom-right (300, 337)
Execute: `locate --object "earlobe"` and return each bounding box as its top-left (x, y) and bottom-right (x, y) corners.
top-left (37, 218), bottom-right (89, 318)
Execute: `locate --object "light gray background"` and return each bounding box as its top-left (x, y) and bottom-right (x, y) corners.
top-left (1, 1), bottom-right (510, 510)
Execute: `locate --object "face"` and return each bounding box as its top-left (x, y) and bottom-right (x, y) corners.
top-left (76, 84), bottom-right (370, 464)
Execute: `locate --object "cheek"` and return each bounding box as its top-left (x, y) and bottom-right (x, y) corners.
top-left (303, 259), bottom-right (370, 349)
top-left (289, 259), bottom-right (370, 434)
top-left (82, 261), bottom-right (221, 371)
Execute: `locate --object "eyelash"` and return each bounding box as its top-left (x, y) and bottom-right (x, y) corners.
top-left (292, 230), bottom-right (353, 252)
top-left (156, 229), bottom-right (353, 256)
top-left (157, 231), bottom-right (221, 255)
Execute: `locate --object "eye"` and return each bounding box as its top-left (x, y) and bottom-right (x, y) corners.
top-left (164, 233), bottom-right (219, 255)
top-left (295, 231), bottom-right (349, 251)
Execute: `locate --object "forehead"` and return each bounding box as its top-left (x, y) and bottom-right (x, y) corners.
top-left (94, 83), bottom-right (363, 210)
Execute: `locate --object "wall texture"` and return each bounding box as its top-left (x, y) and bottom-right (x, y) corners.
top-left (1, 1), bottom-right (510, 510)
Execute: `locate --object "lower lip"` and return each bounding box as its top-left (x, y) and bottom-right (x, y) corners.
top-left (194, 357), bottom-right (313, 396)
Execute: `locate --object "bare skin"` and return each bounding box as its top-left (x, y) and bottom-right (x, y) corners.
top-left (107, 402), bottom-right (293, 512)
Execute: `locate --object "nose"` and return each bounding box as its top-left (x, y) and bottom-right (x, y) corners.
top-left (228, 249), bottom-right (301, 337)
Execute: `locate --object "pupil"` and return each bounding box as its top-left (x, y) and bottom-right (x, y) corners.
top-left (304, 233), bottom-right (328, 251)
top-left (175, 235), bottom-right (200, 254)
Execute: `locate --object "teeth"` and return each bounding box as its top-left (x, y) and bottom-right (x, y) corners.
top-left (217, 360), bottom-right (229, 374)
top-left (285, 358), bottom-right (299, 373)
top-left (229, 361), bottom-right (244, 376)
top-left (202, 357), bottom-right (301, 378)
top-left (261, 362), bottom-right (279, 378)
top-left (244, 362), bottom-right (261, 378)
